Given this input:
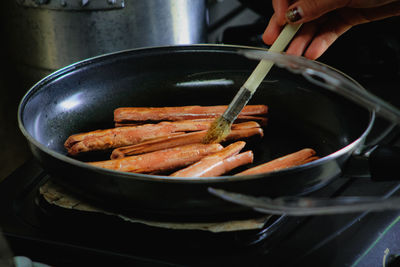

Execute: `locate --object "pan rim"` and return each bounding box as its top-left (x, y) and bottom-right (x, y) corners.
top-left (17, 44), bottom-right (375, 183)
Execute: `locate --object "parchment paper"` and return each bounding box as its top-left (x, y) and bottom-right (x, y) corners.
top-left (39, 181), bottom-right (271, 233)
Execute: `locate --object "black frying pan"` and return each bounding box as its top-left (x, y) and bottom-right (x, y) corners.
top-left (18, 45), bottom-right (385, 220)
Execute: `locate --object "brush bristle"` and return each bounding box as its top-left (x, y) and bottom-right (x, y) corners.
top-left (203, 116), bottom-right (232, 144)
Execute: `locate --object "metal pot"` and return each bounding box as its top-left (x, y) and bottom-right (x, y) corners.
top-left (3, 0), bottom-right (207, 82)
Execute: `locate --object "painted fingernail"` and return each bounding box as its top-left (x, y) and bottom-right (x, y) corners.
top-left (286, 7), bottom-right (303, 23)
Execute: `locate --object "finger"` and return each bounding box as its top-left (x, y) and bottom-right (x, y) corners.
top-left (303, 2), bottom-right (400, 59)
top-left (288, 2), bottom-right (400, 59)
top-left (262, 13), bottom-right (285, 45)
top-left (285, 0), bottom-right (348, 23)
top-left (286, 22), bottom-right (318, 56)
top-left (333, 2), bottom-right (400, 27)
top-left (357, 1), bottom-right (400, 22)
top-left (348, 0), bottom-right (400, 8)
top-left (272, 0), bottom-right (291, 25)
top-left (304, 14), bottom-right (353, 59)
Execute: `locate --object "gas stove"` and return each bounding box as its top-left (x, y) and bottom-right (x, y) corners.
top-left (2, 116), bottom-right (400, 266)
top-left (2, 144), bottom-right (400, 266)
top-left (2, 1), bottom-right (400, 266)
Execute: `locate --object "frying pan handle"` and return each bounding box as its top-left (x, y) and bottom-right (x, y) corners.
top-left (347, 124), bottom-right (400, 181)
top-left (369, 145), bottom-right (400, 181)
top-left (343, 144), bottom-right (400, 181)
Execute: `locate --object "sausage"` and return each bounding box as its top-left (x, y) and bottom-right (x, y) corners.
top-left (235, 148), bottom-right (317, 176)
top-left (88, 143), bottom-right (224, 173)
top-left (114, 105), bottom-right (268, 123)
top-left (64, 119), bottom-right (213, 155)
top-left (110, 125), bottom-right (263, 159)
top-left (170, 141), bottom-right (253, 177)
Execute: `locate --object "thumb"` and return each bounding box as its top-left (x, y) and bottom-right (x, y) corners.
top-left (286, 0), bottom-right (348, 23)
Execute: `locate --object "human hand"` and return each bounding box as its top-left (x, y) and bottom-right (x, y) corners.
top-left (263, 0), bottom-right (400, 59)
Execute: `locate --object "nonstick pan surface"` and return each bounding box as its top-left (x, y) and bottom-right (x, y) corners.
top-left (18, 45), bottom-right (373, 220)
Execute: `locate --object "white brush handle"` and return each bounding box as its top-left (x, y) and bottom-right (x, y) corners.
top-left (243, 23), bottom-right (302, 93)
top-left (222, 23), bottom-right (302, 123)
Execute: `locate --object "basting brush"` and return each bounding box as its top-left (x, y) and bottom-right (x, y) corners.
top-left (203, 23), bottom-right (302, 144)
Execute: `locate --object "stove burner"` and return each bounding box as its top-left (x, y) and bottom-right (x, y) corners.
top-left (0, 161), bottom-right (302, 266)
top-left (35, 179), bottom-right (291, 248)
top-left (3, 139), bottom-right (400, 266)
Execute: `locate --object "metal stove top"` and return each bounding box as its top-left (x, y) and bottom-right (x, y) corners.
top-left (0, 160), bottom-right (295, 266)
top-left (2, 151), bottom-right (400, 267)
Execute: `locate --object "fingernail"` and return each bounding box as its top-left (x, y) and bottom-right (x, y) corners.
top-left (286, 7), bottom-right (303, 23)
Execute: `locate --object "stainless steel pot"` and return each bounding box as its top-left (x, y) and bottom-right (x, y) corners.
top-left (3, 0), bottom-right (207, 81)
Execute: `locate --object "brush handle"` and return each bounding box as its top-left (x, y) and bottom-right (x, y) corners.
top-left (243, 23), bottom-right (302, 92)
top-left (223, 23), bottom-right (302, 123)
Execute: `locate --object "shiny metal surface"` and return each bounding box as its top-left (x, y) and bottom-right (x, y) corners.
top-left (16, 0), bottom-right (125, 10)
top-left (4, 0), bottom-right (207, 77)
top-left (208, 188), bottom-right (400, 215)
